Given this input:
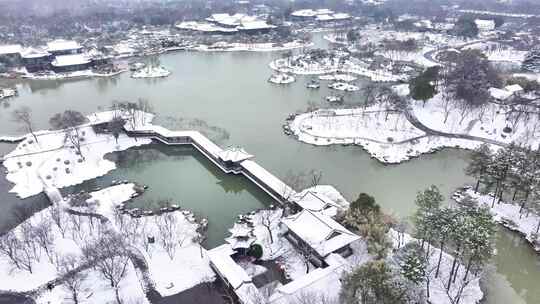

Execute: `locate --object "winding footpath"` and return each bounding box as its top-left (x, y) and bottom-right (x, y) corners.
top-left (403, 106), bottom-right (507, 147)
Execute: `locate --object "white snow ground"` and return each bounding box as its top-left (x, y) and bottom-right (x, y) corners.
top-left (453, 188), bottom-right (540, 252)
top-left (3, 122), bottom-right (152, 198)
top-left (288, 88), bottom-right (539, 164)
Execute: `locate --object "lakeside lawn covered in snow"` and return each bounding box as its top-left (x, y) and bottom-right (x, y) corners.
top-left (0, 183), bottom-right (148, 304)
top-left (287, 83), bottom-right (540, 164)
top-left (0, 182), bottom-right (213, 303)
top-left (3, 123), bottom-right (152, 198)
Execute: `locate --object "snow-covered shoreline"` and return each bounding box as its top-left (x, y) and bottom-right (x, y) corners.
top-left (269, 57), bottom-right (408, 82)
top-left (0, 88), bottom-right (17, 99)
top-left (453, 188), bottom-right (540, 253)
top-left (286, 106), bottom-right (489, 164)
top-left (2, 114), bottom-right (154, 198)
top-left (191, 40), bottom-right (312, 52)
top-left (21, 69), bottom-right (127, 80)
top-left (286, 82), bottom-right (540, 164)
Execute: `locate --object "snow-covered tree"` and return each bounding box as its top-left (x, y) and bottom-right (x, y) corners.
top-left (522, 47), bottom-right (540, 73)
top-left (465, 144), bottom-right (493, 193)
top-left (340, 260), bottom-right (407, 304)
top-left (413, 185), bottom-right (443, 249)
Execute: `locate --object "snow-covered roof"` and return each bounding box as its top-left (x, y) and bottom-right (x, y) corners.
top-left (229, 222), bottom-right (253, 237)
top-left (47, 40), bottom-right (82, 52)
top-left (292, 191), bottom-right (339, 213)
top-left (0, 44), bottom-right (22, 55)
top-left (176, 21), bottom-right (239, 33)
top-left (475, 19), bottom-right (496, 30)
top-left (315, 13), bottom-right (351, 21)
top-left (282, 210), bottom-right (360, 257)
top-left (51, 54), bottom-right (91, 67)
top-left (208, 244), bottom-right (262, 304)
top-left (21, 47), bottom-right (51, 59)
top-left (505, 84), bottom-right (523, 93)
top-left (269, 253), bottom-right (347, 304)
top-left (332, 13), bottom-right (351, 20)
top-left (208, 244), bottom-right (251, 289)
top-left (218, 147), bottom-right (254, 163)
top-left (292, 9), bottom-right (335, 17)
top-left (238, 20), bottom-right (276, 30)
top-left (225, 236), bottom-right (256, 250)
top-left (489, 87), bottom-right (513, 100)
top-left (240, 160), bottom-right (294, 199)
top-left (207, 13), bottom-right (258, 27)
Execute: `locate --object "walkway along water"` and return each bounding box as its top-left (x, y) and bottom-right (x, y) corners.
top-left (126, 126), bottom-right (295, 205)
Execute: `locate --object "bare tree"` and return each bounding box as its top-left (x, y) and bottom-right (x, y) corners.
top-left (83, 230), bottom-right (130, 304)
top-left (259, 208), bottom-right (281, 244)
top-left (49, 110), bottom-right (88, 159)
top-left (33, 214), bottom-right (55, 263)
top-left (49, 204), bottom-right (67, 238)
top-left (155, 212), bottom-right (190, 260)
top-left (56, 254), bottom-right (87, 304)
top-left (137, 98), bottom-right (153, 125)
top-left (0, 231), bottom-right (22, 270)
top-left (18, 222), bottom-right (41, 273)
top-left (282, 169), bottom-right (323, 201)
top-left (12, 106), bottom-right (39, 143)
top-left (296, 241), bottom-right (315, 274)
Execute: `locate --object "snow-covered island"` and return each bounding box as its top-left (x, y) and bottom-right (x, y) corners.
top-left (268, 73), bottom-right (296, 84)
top-left (269, 48), bottom-right (411, 83)
top-left (0, 87), bottom-right (17, 100)
top-left (131, 65), bottom-right (171, 78)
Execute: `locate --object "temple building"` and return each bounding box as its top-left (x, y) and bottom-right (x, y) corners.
top-left (51, 54), bottom-right (92, 73)
top-left (21, 48), bottom-right (52, 72)
top-left (46, 40), bottom-right (83, 56)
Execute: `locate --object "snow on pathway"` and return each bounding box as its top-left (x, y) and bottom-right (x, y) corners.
top-left (287, 89), bottom-right (539, 164)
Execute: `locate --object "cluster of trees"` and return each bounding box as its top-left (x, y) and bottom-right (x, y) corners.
top-left (453, 15), bottom-right (479, 38)
top-left (412, 49), bottom-right (504, 124)
top-left (0, 191), bottom-right (201, 303)
top-left (444, 49), bottom-right (502, 108)
top-left (339, 192), bottom-right (436, 304)
top-left (339, 186), bottom-right (496, 304)
top-left (0, 203), bottom-right (132, 304)
top-left (413, 186), bottom-right (496, 301)
top-left (409, 66), bottom-right (440, 106)
top-left (466, 144), bottom-right (540, 232)
top-left (383, 38), bottom-right (419, 53)
top-left (343, 193), bottom-right (392, 259)
top-left (340, 194), bottom-right (419, 304)
top-left (522, 47), bottom-right (540, 73)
